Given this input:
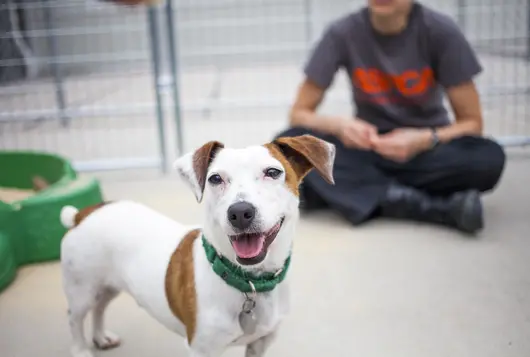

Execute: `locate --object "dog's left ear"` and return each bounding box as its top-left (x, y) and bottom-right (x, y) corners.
top-left (173, 140), bottom-right (225, 202)
top-left (272, 134), bottom-right (336, 184)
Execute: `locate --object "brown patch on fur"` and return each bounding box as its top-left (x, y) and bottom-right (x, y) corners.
top-left (192, 141), bottom-right (225, 195)
top-left (73, 201), bottom-right (113, 227)
top-left (165, 229), bottom-right (200, 345)
top-left (265, 134), bottom-right (335, 195)
top-left (264, 143), bottom-right (303, 196)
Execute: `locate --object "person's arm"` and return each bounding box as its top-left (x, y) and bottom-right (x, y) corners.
top-left (289, 79), bottom-right (349, 136)
top-left (436, 80), bottom-right (483, 143)
top-left (430, 15), bottom-right (484, 143)
top-left (289, 24), bottom-right (348, 136)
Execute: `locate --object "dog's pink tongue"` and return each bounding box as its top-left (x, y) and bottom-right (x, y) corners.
top-left (232, 236), bottom-right (265, 259)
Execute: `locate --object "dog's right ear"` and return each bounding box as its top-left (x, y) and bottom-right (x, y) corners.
top-left (173, 141), bottom-right (225, 202)
top-left (271, 134), bottom-right (336, 185)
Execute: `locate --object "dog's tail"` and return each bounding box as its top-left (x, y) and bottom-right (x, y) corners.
top-left (60, 205), bottom-right (79, 229)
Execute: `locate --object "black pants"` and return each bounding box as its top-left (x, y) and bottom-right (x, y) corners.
top-left (275, 126), bottom-right (506, 225)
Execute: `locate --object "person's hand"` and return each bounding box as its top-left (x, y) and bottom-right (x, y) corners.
top-left (371, 128), bottom-right (431, 162)
top-left (336, 118), bottom-right (378, 150)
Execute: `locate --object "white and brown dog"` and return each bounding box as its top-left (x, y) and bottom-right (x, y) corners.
top-left (59, 135), bottom-right (335, 357)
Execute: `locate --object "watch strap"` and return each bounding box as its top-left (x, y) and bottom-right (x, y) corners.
top-left (429, 127), bottom-right (440, 149)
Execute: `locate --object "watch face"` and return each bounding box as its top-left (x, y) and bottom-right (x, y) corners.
top-left (430, 130), bottom-right (439, 148)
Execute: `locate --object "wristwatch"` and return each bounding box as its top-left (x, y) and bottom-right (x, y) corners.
top-left (429, 127), bottom-right (440, 149)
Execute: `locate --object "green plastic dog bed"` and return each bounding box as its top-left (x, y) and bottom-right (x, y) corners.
top-left (0, 151), bottom-right (104, 292)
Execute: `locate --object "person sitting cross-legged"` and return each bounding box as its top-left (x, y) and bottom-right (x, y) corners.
top-left (274, 0), bottom-right (506, 234)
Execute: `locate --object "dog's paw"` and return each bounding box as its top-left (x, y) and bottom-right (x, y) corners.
top-left (93, 331), bottom-right (121, 350)
top-left (71, 347), bottom-right (94, 357)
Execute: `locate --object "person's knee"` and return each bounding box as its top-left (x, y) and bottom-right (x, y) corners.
top-left (467, 137), bottom-right (506, 192)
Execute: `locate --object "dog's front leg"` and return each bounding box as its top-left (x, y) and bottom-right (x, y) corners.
top-left (245, 330), bottom-right (277, 357)
top-left (186, 342), bottom-right (218, 357)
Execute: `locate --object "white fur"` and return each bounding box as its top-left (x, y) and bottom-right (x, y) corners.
top-left (173, 150), bottom-right (206, 203)
top-left (324, 141), bottom-right (337, 185)
top-left (60, 140), bottom-right (335, 357)
top-left (61, 205), bottom-right (80, 229)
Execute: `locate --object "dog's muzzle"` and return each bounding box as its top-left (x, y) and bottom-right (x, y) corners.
top-left (229, 217), bottom-right (285, 266)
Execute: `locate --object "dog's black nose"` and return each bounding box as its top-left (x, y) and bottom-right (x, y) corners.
top-left (227, 202), bottom-right (256, 230)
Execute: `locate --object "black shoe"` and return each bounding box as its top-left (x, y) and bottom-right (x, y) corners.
top-left (380, 184), bottom-right (484, 235)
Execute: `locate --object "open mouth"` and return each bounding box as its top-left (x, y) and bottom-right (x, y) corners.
top-left (229, 217), bottom-right (285, 265)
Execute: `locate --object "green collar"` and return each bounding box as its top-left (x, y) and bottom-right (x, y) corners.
top-left (201, 235), bottom-right (291, 294)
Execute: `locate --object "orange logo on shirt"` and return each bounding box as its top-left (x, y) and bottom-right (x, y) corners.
top-left (353, 67), bottom-right (435, 105)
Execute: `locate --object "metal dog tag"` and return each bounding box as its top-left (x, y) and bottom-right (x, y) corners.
top-left (238, 297), bottom-right (257, 335)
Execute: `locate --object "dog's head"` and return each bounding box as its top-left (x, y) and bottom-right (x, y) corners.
top-left (173, 135), bottom-right (335, 271)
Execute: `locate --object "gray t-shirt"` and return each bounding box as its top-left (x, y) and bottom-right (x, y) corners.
top-left (304, 2), bottom-right (483, 130)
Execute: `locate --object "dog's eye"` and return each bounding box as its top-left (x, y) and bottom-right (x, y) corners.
top-left (208, 174), bottom-right (223, 185)
top-left (264, 168), bottom-right (283, 179)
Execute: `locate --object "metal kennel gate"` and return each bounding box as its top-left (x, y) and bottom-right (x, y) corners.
top-left (0, 0), bottom-right (183, 173)
top-left (0, 0), bottom-right (529, 175)
top-left (171, 0), bottom-right (530, 150)
top-left (454, 0), bottom-right (530, 146)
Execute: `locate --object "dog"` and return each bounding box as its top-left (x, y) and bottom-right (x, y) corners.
top-left (59, 134), bottom-right (335, 357)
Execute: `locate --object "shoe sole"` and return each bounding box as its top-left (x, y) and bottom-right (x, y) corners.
top-left (457, 190), bottom-right (484, 235)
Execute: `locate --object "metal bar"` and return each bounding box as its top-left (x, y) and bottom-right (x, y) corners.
top-left (527, 0), bottom-right (530, 61)
top-left (0, 42), bottom-right (310, 67)
top-left (3, 81), bottom-right (530, 123)
top-left (0, 24), bottom-right (145, 39)
top-left (0, 16), bottom-right (307, 40)
top-left (147, 5), bottom-right (168, 174)
top-left (201, 68), bottom-right (223, 120)
top-left (0, 104), bottom-right (159, 122)
top-left (168, 0), bottom-right (294, 10)
top-left (303, 0), bottom-right (313, 45)
top-left (456, 0), bottom-right (466, 31)
top-left (73, 157), bottom-right (162, 172)
top-left (0, 53), bottom-right (150, 66)
top-left (42, 0), bottom-right (68, 126)
top-left (165, 0), bottom-right (185, 155)
top-left (5, 0), bottom-right (290, 11)
top-left (178, 16), bottom-right (307, 29)
top-left (8, 0), bottom-right (518, 12)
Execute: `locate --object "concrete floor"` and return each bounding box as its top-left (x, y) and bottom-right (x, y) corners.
top-left (1, 153), bottom-right (530, 357)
